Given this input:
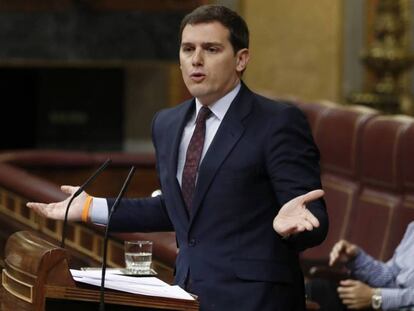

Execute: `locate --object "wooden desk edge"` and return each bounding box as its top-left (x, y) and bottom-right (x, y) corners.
top-left (45, 284), bottom-right (199, 311)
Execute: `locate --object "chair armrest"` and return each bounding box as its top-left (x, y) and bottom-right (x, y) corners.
top-left (308, 266), bottom-right (351, 283)
top-left (306, 299), bottom-right (320, 310)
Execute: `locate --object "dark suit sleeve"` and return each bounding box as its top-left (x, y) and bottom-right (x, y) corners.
top-left (265, 104), bottom-right (328, 251)
top-left (107, 195), bottom-right (174, 232)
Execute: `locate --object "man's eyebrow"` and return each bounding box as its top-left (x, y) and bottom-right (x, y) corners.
top-left (202, 42), bottom-right (224, 47)
top-left (180, 41), bottom-right (224, 47)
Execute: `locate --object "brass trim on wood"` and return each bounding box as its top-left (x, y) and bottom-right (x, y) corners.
top-left (2, 269), bottom-right (34, 303)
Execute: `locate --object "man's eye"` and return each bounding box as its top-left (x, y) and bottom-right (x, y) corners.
top-left (182, 47), bottom-right (194, 52)
top-left (207, 47), bottom-right (218, 53)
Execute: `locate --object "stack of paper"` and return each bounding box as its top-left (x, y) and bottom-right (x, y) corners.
top-left (70, 269), bottom-right (194, 301)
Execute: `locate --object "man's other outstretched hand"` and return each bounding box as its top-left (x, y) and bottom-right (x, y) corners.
top-left (273, 189), bottom-right (324, 238)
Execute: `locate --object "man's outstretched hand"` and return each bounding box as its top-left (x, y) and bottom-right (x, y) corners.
top-left (26, 185), bottom-right (87, 221)
top-left (273, 189), bottom-right (324, 238)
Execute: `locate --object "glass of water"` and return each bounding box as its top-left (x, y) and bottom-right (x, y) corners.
top-left (124, 240), bottom-right (153, 274)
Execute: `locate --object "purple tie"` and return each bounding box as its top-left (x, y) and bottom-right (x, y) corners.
top-left (181, 106), bottom-right (212, 211)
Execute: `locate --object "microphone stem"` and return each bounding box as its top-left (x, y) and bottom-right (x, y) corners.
top-left (99, 220), bottom-right (111, 311)
top-left (99, 166), bottom-right (135, 311)
top-left (61, 195), bottom-right (76, 248)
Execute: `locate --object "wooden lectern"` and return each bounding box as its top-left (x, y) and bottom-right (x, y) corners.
top-left (1, 231), bottom-right (199, 311)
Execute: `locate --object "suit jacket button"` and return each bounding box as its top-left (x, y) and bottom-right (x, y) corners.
top-left (189, 238), bottom-right (196, 247)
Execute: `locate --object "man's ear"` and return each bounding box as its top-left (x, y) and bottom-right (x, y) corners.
top-left (236, 48), bottom-right (250, 74)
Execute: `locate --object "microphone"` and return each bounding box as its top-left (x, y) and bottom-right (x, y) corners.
top-left (99, 166), bottom-right (136, 311)
top-left (61, 158), bottom-right (112, 248)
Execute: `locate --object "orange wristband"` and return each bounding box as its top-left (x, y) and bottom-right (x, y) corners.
top-left (81, 195), bottom-right (93, 222)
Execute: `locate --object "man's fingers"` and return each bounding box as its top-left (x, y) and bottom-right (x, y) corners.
top-left (296, 224), bottom-right (306, 232)
top-left (27, 201), bottom-right (63, 219)
top-left (305, 210), bottom-right (320, 227)
top-left (337, 285), bottom-right (354, 296)
top-left (329, 251), bottom-right (339, 266)
top-left (27, 202), bottom-right (51, 217)
top-left (297, 218), bottom-right (316, 231)
top-left (26, 202), bottom-right (47, 209)
top-left (329, 240), bottom-right (346, 266)
top-left (333, 240), bottom-right (345, 251)
top-left (294, 211), bottom-right (319, 231)
top-left (60, 185), bottom-right (79, 195)
top-left (277, 212), bottom-right (319, 235)
top-left (340, 279), bottom-right (356, 286)
top-left (338, 292), bottom-right (354, 299)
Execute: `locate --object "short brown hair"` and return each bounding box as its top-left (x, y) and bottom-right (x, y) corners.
top-left (179, 5), bottom-right (249, 53)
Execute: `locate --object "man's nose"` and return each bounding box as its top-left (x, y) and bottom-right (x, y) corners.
top-left (192, 48), bottom-right (203, 66)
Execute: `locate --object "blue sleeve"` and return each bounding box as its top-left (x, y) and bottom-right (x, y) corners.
top-left (347, 249), bottom-right (397, 287)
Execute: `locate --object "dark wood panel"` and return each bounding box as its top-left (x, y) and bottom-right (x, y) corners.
top-left (0, 9), bottom-right (187, 61)
top-left (0, 0), bottom-right (205, 12)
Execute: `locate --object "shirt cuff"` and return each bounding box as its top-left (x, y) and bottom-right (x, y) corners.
top-left (381, 288), bottom-right (414, 311)
top-left (90, 197), bottom-right (109, 225)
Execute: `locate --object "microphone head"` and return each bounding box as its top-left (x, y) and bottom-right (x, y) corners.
top-left (151, 189), bottom-right (162, 197)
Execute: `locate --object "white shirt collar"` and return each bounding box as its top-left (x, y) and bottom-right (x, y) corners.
top-left (194, 82), bottom-right (241, 123)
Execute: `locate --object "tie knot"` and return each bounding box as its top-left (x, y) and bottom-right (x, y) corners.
top-left (196, 106), bottom-right (212, 124)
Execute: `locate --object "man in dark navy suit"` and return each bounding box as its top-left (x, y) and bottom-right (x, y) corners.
top-left (28, 5), bottom-right (328, 310)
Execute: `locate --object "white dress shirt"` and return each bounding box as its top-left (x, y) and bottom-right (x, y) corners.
top-left (176, 83), bottom-right (240, 185)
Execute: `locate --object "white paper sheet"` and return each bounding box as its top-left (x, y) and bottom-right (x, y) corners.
top-left (70, 269), bottom-right (194, 301)
top-left (71, 269), bottom-right (168, 286)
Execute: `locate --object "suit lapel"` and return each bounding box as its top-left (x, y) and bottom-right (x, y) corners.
top-left (167, 99), bottom-right (195, 223)
top-left (189, 84), bottom-right (254, 225)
